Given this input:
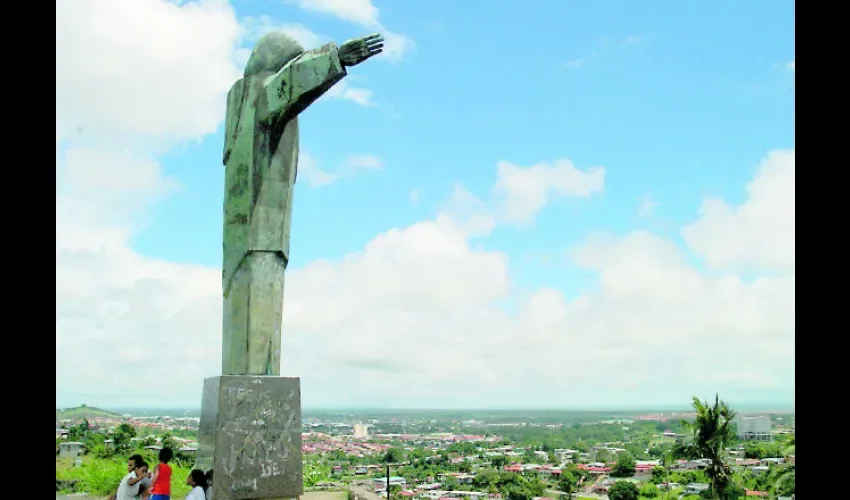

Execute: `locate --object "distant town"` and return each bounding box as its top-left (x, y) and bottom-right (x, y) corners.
top-left (56, 403), bottom-right (794, 499)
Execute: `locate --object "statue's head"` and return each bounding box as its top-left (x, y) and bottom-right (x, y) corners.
top-left (244, 32), bottom-right (305, 77)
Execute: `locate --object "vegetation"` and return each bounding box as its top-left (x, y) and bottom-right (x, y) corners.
top-left (56, 455), bottom-right (193, 497)
top-left (57, 404), bottom-right (123, 420)
top-left (677, 395), bottom-right (737, 499)
top-left (608, 480), bottom-right (639, 500)
top-left (55, 398), bottom-right (795, 500)
top-left (611, 451), bottom-right (636, 477)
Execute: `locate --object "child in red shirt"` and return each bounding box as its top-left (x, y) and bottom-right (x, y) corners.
top-left (149, 447), bottom-right (173, 500)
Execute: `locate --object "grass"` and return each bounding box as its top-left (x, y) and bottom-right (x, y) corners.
top-left (57, 405), bottom-right (122, 420)
top-left (56, 456), bottom-right (193, 497)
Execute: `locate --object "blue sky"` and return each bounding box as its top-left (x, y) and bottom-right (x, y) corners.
top-left (56, 0), bottom-right (794, 409)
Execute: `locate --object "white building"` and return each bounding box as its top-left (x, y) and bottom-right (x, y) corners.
top-left (737, 416), bottom-right (771, 441)
top-left (353, 423), bottom-right (369, 439)
top-left (59, 442), bottom-right (84, 459)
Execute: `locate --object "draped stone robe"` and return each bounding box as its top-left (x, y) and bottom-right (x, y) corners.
top-left (221, 42), bottom-right (347, 376)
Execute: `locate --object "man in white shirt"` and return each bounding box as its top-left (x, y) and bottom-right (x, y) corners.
top-left (109, 454), bottom-right (148, 500)
top-left (116, 461), bottom-right (148, 500)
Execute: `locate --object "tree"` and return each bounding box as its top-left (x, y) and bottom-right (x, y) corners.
top-left (680, 395), bottom-right (736, 499)
top-left (650, 466), bottom-right (666, 484)
top-left (504, 488), bottom-right (531, 500)
top-left (611, 452), bottom-right (636, 477)
top-left (112, 423), bottom-right (137, 454)
top-left (771, 466), bottom-right (795, 497)
top-left (607, 481), bottom-right (639, 500)
top-left (490, 455), bottom-right (508, 468)
top-left (383, 447), bottom-right (404, 464)
top-left (160, 433), bottom-right (178, 453)
top-left (638, 482), bottom-right (659, 498)
top-left (557, 470), bottom-right (578, 499)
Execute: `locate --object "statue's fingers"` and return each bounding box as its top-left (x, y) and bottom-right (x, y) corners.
top-left (361, 33), bottom-right (382, 42)
top-left (367, 42), bottom-right (384, 52)
top-left (366, 38), bottom-right (385, 49)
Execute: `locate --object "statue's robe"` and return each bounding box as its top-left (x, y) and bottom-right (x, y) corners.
top-left (221, 42), bottom-right (347, 375)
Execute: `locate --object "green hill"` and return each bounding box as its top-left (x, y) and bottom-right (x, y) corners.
top-left (56, 404), bottom-right (122, 421)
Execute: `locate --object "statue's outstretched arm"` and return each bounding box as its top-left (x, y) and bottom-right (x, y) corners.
top-left (260, 43), bottom-right (347, 125)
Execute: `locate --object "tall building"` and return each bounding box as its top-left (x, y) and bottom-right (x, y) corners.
top-left (353, 423), bottom-right (369, 439)
top-left (737, 416), bottom-right (771, 441)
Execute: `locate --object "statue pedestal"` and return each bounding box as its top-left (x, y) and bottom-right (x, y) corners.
top-left (197, 375), bottom-right (303, 500)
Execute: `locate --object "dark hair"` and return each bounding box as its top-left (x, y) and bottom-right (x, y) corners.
top-left (159, 447), bottom-right (173, 463)
top-left (190, 469), bottom-right (209, 490)
top-left (129, 454), bottom-right (144, 466)
top-left (206, 469), bottom-right (214, 484)
top-left (136, 460), bottom-right (148, 470)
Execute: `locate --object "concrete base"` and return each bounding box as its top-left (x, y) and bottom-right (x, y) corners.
top-left (197, 375), bottom-right (303, 500)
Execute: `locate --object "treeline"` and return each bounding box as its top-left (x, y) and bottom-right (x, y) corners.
top-left (56, 420), bottom-right (195, 467)
top-left (464, 419), bottom-right (688, 452)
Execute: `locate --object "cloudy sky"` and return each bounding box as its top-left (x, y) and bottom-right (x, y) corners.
top-left (56, 0), bottom-right (795, 410)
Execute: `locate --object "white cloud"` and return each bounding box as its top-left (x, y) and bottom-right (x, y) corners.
top-left (682, 149), bottom-right (795, 273)
top-left (345, 155), bottom-right (383, 170)
top-left (409, 188), bottom-right (421, 205)
top-left (56, 0), bottom-right (242, 145)
top-left (297, 152), bottom-right (382, 187)
top-left (55, 1), bottom-right (793, 409)
top-left (492, 158), bottom-right (606, 224)
top-left (786, 60), bottom-right (795, 73)
top-left (297, 151), bottom-right (338, 187)
top-left (292, 0), bottom-right (414, 61)
top-left (325, 80), bottom-right (375, 106)
top-left (57, 146), bottom-right (795, 408)
top-left (380, 31), bottom-right (416, 63)
top-left (637, 196), bottom-right (660, 217)
top-left (56, 0), bottom-right (243, 406)
top-left (292, 0), bottom-right (379, 27)
top-left (240, 15), bottom-right (326, 49)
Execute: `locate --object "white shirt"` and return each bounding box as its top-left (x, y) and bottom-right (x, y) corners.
top-left (186, 485), bottom-right (207, 500)
top-left (116, 472), bottom-right (142, 500)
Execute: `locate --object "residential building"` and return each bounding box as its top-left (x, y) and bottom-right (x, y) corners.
top-left (684, 483), bottom-right (709, 495)
top-left (59, 442), bottom-right (84, 459)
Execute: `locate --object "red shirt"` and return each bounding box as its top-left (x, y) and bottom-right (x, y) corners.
top-left (150, 463), bottom-right (172, 494)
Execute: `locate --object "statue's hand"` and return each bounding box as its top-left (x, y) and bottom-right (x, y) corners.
top-left (339, 33), bottom-right (384, 67)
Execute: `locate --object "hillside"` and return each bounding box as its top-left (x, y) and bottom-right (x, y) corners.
top-left (56, 405), bottom-right (122, 421)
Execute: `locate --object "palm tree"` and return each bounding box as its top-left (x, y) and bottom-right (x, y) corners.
top-left (660, 448), bottom-right (673, 499)
top-left (771, 438), bottom-right (795, 498)
top-left (680, 395), bottom-right (737, 499)
top-left (783, 434), bottom-right (795, 457)
top-left (771, 466), bottom-right (795, 497)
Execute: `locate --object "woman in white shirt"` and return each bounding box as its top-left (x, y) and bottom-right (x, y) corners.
top-left (185, 469), bottom-right (209, 500)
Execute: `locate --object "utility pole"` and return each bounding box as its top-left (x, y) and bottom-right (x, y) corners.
top-left (386, 463), bottom-right (391, 500)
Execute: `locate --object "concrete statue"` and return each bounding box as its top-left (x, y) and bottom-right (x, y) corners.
top-left (197, 31), bottom-right (384, 500)
top-left (221, 32), bottom-right (383, 375)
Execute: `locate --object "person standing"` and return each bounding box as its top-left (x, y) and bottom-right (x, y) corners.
top-left (148, 447), bottom-right (174, 500)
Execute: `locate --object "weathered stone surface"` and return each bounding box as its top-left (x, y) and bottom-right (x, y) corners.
top-left (221, 34), bottom-right (346, 377)
top-left (198, 376), bottom-right (302, 500)
top-left (220, 31), bottom-right (385, 376)
top-left (194, 29), bottom-right (385, 500)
